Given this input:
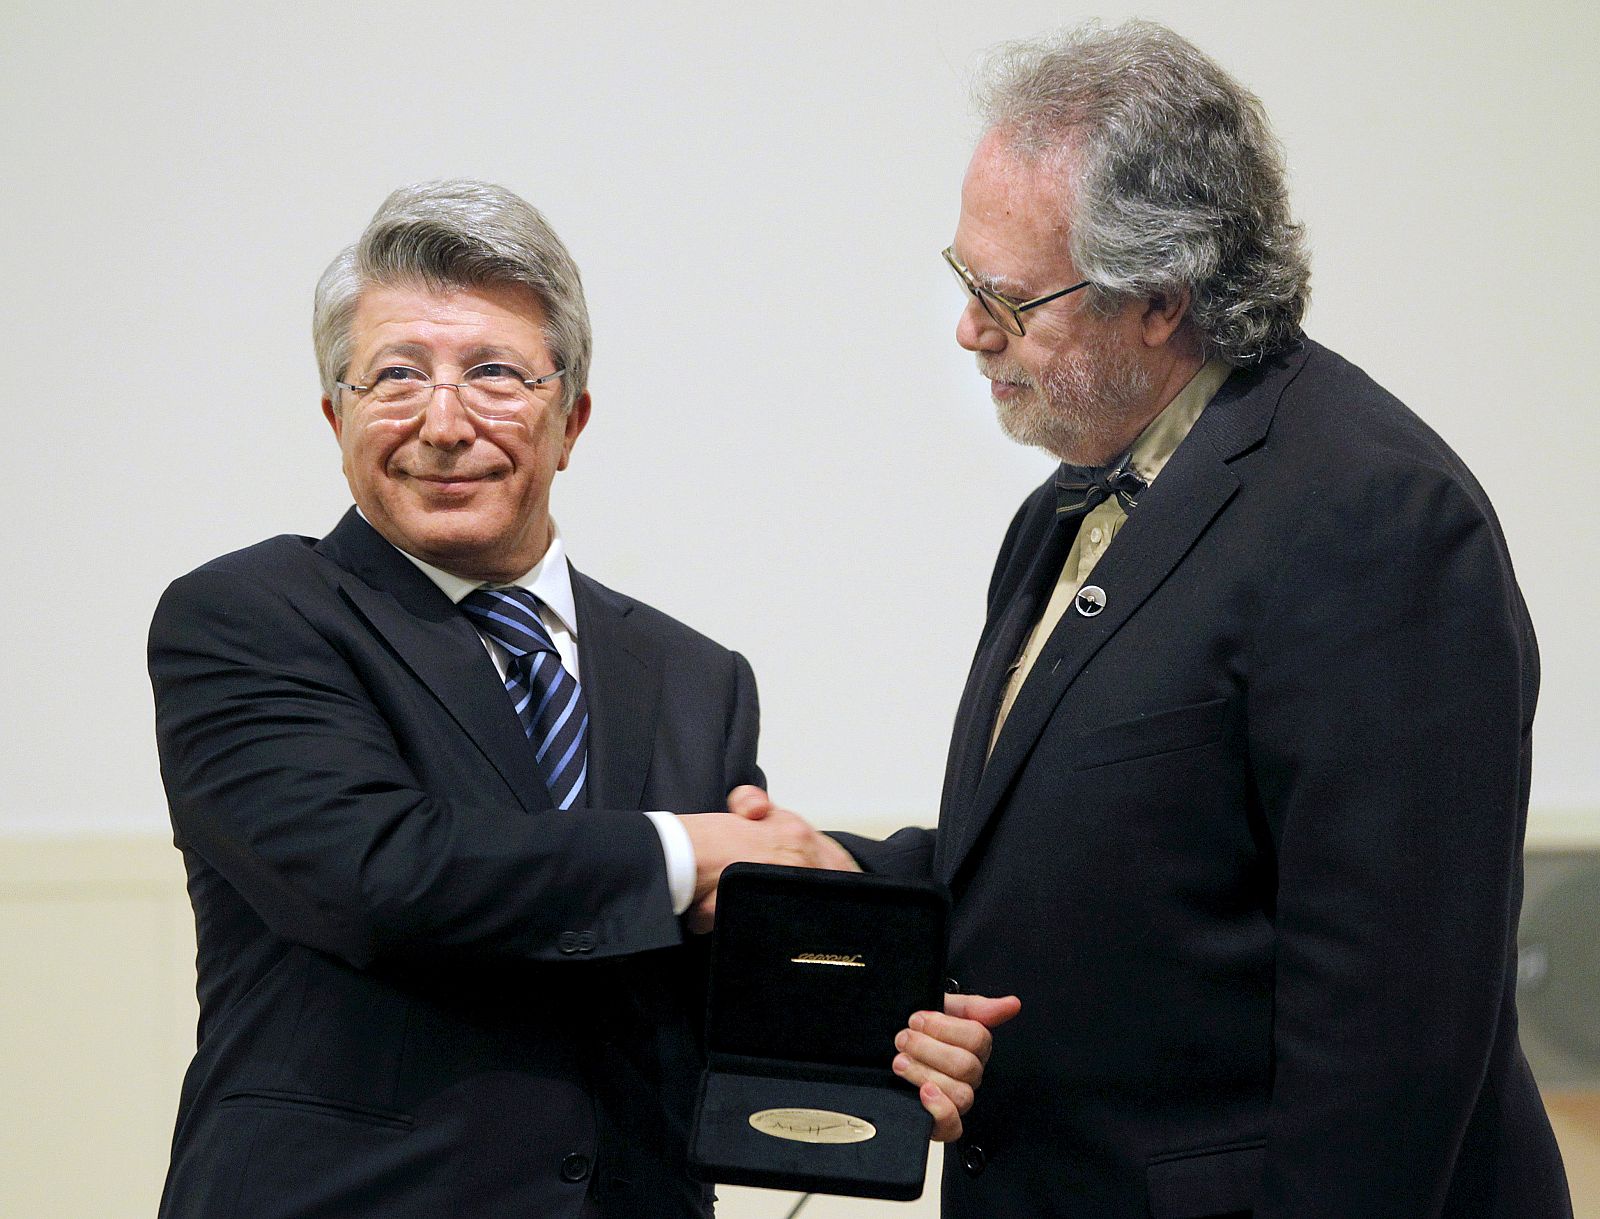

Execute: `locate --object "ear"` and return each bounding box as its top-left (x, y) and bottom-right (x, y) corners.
top-left (1139, 287), bottom-right (1191, 349)
top-left (322, 396), bottom-right (343, 442)
top-left (556, 391), bottom-right (592, 471)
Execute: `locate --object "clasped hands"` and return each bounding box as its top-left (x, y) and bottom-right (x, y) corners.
top-left (677, 786), bottom-right (1020, 1141)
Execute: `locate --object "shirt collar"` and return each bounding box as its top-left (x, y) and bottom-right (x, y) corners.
top-left (376, 515), bottom-right (580, 639)
top-left (1127, 357), bottom-right (1232, 485)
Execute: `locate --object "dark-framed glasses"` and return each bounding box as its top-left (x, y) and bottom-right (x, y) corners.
top-left (336, 362), bottom-right (565, 421)
top-left (941, 246), bottom-right (1090, 337)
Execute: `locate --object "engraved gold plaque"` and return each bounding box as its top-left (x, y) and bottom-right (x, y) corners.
top-left (748, 1108), bottom-right (878, 1144)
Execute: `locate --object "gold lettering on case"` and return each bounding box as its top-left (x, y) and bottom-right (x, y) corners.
top-left (790, 953), bottom-right (866, 967)
top-left (749, 1108), bottom-right (878, 1144)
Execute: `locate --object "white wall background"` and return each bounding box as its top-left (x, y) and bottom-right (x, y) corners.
top-left (3, 4), bottom-right (1599, 1217)
top-left (2, 0), bottom-right (1597, 838)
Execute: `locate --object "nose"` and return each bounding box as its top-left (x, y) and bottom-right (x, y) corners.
top-left (417, 385), bottom-right (477, 450)
top-left (956, 296), bottom-right (1007, 354)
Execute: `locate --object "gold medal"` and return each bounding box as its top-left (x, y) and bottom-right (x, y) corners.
top-left (748, 1108), bottom-right (878, 1144)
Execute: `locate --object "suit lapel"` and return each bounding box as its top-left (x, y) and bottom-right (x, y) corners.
top-left (939, 510), bottom-right (1079, 846)
top-left (571, 568), bottom-right (661, 811)
top-left (316, 510), bottom-right (552, 815)
top-left (938, 347), bottom-right (1306, 885)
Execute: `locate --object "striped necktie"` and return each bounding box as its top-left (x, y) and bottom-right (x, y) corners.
top-left (460, 586), bottom-right (588, 810)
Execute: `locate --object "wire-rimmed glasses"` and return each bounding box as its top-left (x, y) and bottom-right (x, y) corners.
top-left (942, 246), bottom-right (1090, 337)
top-left (336, 362), bottom-right (565, 421)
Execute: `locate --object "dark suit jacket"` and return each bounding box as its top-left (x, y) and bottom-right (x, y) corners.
top-left (841, 339), bottom-right (1570, 1218)
top-left (149, 509), bottom-right (761, 1219)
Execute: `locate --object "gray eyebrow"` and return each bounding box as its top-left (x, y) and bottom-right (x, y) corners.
top-left (460, 345), bottom-right (535, 366)
top-left (365, 342), bottom-right (432, 365)
top-left (961, 258), bottom-right (1031, 299)
top-left (361, 343), bottom-right (537, 369)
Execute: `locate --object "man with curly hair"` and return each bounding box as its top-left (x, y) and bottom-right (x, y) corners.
top-left (758, 19), bottom-right (1573, 1217)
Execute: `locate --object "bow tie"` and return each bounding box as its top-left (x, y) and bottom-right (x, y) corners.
top-left (1054, 456), bottom-right (1148, 518)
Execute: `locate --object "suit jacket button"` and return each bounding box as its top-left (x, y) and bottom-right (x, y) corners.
top-left (558, 932), bottom-right (580, 954)
top-left (945, 977), bottom-right (961, 995)
top-left (560, 1152), bottom-right (591, 1183)
top-left (960, 1142), bottom-right (987, 1176)
top-left (576, 931), bottom-right (597, 953)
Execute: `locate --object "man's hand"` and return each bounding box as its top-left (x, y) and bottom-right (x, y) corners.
top-left (893, 994), bottom-right (1021, 1142)
top-left (678, 802), bottom-right (859, 933)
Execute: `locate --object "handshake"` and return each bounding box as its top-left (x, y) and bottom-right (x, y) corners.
top-left (677, 787), bottom-right (1019, 1142)
top-left (679, 784), bottom-right (862, 932)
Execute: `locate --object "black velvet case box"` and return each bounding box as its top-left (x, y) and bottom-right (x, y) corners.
top-left (688, 863), bottom-right (950, 1201)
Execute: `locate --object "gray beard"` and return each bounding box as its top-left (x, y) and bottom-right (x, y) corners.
top-left (989, 335), bottom-right (1153, 464)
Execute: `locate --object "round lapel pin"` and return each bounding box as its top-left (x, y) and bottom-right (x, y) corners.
top-left (1075, 585), bottom-right (1106, 617)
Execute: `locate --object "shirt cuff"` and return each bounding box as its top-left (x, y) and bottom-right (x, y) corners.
top-left (643, 810), bottom-right (697, 916)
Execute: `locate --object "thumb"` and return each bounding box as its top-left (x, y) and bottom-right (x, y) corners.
top-left (944, 993), bottom-right (1022, 1028)
top-left (727, 784), bottom-right (774, 820)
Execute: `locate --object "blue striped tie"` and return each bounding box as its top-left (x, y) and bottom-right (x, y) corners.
top-left (461, 587), bottom-right (588, 810)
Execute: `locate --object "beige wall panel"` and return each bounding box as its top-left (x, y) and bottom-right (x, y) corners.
top-left (1548, 1096), bottom-right (1600, 1218)
top-left (0, 838), bottom-right (194, 1219)
top-left (3, 835), bottom-right (1596, 1217)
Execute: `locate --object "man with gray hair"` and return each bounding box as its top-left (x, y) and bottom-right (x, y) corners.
top-left (762, 18), bottom-right (1570, 1217)
top-left (149, 180), bottom-right (1001, 1218)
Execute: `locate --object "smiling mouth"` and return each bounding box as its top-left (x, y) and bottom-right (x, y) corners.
top-left (410, 471), bottom-right (495, 484)
top-left (407, 472), bottom-right (496, 496)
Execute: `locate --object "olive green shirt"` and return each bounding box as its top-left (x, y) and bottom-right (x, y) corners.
top-left (991, 358), bottom-right (1234, 751)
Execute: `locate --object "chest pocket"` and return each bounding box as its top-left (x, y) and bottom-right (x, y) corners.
top-left (1070, 697), bottom-right (1227, 772)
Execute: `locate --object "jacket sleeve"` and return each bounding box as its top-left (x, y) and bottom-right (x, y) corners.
top-left (828, 827), bottom-right (936, 880)
top-left (724, 650), bottom-right (764, 795)
top-left (1246, 462), bottom-right (1537, 1216)
top-left (150, 561), bottom-right (715, 970)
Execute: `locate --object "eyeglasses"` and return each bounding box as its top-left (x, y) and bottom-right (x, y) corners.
top-left (336, 362), bottom-right (565, 421)
top-left (941, 246), bottom-right (1090, 337)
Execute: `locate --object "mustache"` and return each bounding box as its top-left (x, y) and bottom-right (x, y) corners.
top-left (977, 358), bottom-right (1036, 389)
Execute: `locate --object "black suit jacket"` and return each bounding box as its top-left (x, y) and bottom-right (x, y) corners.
top-left (150, 509), bottom-right (761, 1219)
top-left (841, 339), bottom-right (1571, 1217)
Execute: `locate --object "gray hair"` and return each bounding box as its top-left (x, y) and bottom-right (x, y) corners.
top-left (975, 20), bottom-right (1310, 366)
top-left (313, 180), bottom-right (591, 412)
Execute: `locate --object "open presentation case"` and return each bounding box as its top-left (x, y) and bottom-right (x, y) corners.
top-left (689, 863), bottom-right (951, 1200)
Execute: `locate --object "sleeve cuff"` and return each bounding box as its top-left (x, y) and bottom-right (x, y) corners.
top-left (643, 810), bottom-right (696, 916)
